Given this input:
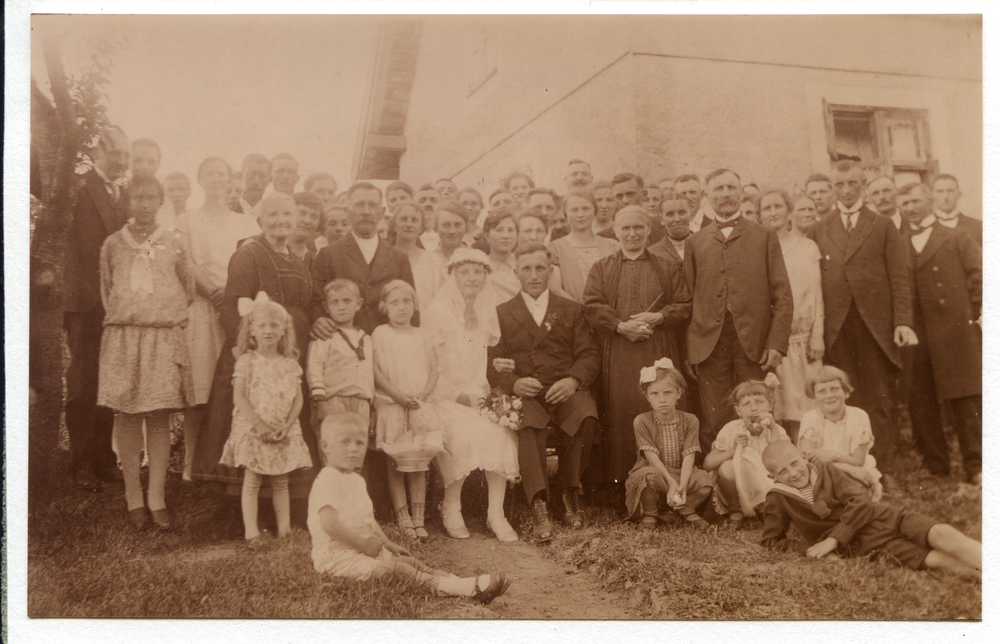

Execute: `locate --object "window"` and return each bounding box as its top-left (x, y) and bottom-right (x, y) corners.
top-left (468, 29), bottom-right (498, 96)
top-left (824, 102), bottom-right (937, 184)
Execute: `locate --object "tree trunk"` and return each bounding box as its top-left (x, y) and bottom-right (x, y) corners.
top-left (29, 32), bottom-right (85, 506)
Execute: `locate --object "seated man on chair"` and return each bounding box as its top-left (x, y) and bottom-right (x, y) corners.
top-left (488, 243), bottom-right (602, 541)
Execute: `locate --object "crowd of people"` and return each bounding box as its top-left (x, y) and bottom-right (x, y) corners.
top-left (59, 126), bottom-right (982, 598)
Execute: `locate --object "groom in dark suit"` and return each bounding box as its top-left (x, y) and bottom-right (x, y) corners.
top-left (63, 126), bottom-right (132, 490)
top-left (808, 160), bottom-right (915, 493)
top-left (488, 244), bottom-right (601, 541)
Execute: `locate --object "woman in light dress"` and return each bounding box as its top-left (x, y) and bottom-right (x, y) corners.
top-left (426, 248), bottom-right (520, 542)
top-left (759, 189), bottom-right (824, 442)
top-left (548, 190), bottom-right (619, 303)
top-left (482, 210), bottom-right (520, 303)
top-left (390, 203), bottom-right (445, 312)
top-left (175, 157), bottom-right (260, 480)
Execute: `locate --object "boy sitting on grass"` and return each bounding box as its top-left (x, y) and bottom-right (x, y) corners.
top-left (307, 411), bottom-right (511, 603)
top-left (759, 441), bottom-right (980, 579)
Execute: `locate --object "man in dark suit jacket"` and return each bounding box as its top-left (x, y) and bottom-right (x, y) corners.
top-left (808, 161), bottom-right (917, 492)
top-left (63, 127), bottom-right (131, 490)
top-left (488, 244), bottom-right (601, 541)
top-left (648, 197), bottom-right (702, 415)
top-left (683, 169), bottom-right (793, 453)
top-left (310, 182), bottom-right (415, 336)
top-left (899, 183), bottom-right (982, 484)
top-left (932, 174), bottom-right (982, 247)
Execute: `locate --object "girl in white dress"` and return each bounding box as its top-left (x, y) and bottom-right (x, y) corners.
top-left (220, 296), bottom-right (313, 544)
top-left (426, 249), bottom-right (520, 542)
top-left (798, 365), bottom-right (883, 501)
top-left (176, 156), bottom-right (260, 480)
top-left (372, 280), bottom-right (445, 539)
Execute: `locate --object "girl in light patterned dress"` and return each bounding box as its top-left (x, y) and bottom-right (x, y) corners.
top-left (220, 295), bottom-right (313, 544)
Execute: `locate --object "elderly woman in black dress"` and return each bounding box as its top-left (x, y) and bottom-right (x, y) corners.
top-left (583, 206), bottom-right (692, 491)
top-left (193, 194), bottom-right (318, 496)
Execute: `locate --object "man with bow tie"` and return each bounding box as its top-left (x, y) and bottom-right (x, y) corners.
top-left (899, 183), bottom-right (982, 484)
top-left (64, 126), bottom-right (131, 490)
top-left (683, 168), bottom-right (793, 455)
top-left (808, 160), bottom-right (916, 494)
top-left (931, 174), bottom-right (982, 247)
top-left (489, 244), bottom-right (601, 540)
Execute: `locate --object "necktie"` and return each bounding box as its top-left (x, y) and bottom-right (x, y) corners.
top-left (107, 182), bottom-right (120, 204)
top-left (334, 328), bottom-right (365, 361)
top-left (845, 216), bottom-right (854, 234)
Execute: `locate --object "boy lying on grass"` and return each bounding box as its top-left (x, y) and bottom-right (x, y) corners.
top-left (307, 411), bottom-right (511, 603)
top-left (759, 441), bottom-right (980, 579)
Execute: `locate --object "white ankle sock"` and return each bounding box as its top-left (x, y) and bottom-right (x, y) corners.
top-left (435, 575), bottom-right (477, 597)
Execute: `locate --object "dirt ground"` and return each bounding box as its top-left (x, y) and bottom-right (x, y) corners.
top-left (157, 523), bottom-right (632, 619)
top-left (417, 527), bottom-right (633, 619)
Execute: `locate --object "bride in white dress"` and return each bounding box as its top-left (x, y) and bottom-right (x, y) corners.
top-left (425, 248), bottom-right (520, 542)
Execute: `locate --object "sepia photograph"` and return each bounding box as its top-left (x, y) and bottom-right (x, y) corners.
top-left (8, 2), bottom-right (987, 636)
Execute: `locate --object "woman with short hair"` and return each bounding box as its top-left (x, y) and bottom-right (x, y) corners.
top-left (759, 189), bottom-right (825, 441)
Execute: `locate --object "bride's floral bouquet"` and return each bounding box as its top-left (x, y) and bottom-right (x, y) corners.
top-left (479, 387), bottom-right (524, 431)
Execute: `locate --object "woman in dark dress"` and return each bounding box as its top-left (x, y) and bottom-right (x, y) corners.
top-left (583, 206), bottom-right (692, 488)
top-left (193, 194), bottom-right (318, 496)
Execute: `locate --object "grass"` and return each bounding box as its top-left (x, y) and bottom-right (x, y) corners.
top-left (27, 446), bottom-right (465, 618)
top-left (541, 438), bottom-right (981, 620)
top-left (27, 429), bottom-right (980, 619)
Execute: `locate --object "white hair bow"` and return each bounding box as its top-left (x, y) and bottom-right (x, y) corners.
top-left (639, 357), bottom-right (675, 384)
top-left (237, 291), bottom-right (271, 317)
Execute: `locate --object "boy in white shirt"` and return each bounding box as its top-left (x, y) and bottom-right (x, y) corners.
top-left (307, 412), bottom-right (511, 602)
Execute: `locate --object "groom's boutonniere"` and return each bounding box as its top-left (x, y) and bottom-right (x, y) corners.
top-left (543, 312), bottom-right (558, 332)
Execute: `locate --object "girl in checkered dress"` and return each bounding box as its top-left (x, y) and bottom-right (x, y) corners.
top-left (624, 359), bottom-right (713, 529)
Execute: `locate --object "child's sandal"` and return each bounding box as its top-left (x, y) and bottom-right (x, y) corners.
top-left (395, 507), bottom-right (417, 540)
top-left (639, 515), bottom-right (658, 530)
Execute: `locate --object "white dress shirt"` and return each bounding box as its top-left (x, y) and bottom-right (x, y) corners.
top-left (715, 215), bottom-right (740, 239)
top-left (239, 197), bottom-right (259, 217)
top-left (888, 209), bottom-right (902, 232)
top-left (910, 215), bottom-right (936, 253)
top-left (419, 230), bottom-right (440, 252)
top-left (838, 198), bottom-right (864, 232)
top-left (689, 206), bottom-right (715, 233)
top-left (521, 289), bottom-right (550, 327)
top-left (352, 231), bottom-right (380, 265)
top-left (934, 207), bottom-right (962, 227)
top-left (93, 166), bottom-right (121, 202)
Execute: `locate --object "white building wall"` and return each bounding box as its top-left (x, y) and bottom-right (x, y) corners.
top-left (402, 16), bottom-right (980, 215)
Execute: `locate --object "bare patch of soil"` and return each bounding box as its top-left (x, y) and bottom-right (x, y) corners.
top-left (415, 526), bottom-right (634, 619)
